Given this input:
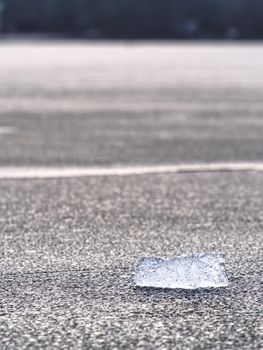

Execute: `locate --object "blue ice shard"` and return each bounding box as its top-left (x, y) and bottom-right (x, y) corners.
top-left (134, 253), bottom-right (228, 289)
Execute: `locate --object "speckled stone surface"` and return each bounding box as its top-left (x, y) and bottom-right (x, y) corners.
top-left (0, 173), bottom-right (262, 349)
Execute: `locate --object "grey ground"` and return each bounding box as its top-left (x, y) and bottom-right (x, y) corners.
top-left (0, 42), bottom-right (262, 349)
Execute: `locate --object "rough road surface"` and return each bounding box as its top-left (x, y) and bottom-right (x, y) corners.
top-left (0, 41), bottom-right (262, 349)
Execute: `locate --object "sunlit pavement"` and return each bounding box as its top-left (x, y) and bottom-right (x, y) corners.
top-left (0, 41), bottom-right (262, 349)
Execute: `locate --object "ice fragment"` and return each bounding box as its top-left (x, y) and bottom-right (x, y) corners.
top-left (134, 253), bottom-right (228, 289)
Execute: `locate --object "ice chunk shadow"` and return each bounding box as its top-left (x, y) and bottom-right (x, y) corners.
top-left (134, 285), bottom-right (228, 300)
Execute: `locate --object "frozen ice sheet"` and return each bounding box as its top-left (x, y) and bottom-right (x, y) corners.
top-left (134, 253), bottom-right (228, 289)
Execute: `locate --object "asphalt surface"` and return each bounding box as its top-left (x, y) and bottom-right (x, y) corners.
top-left (1, 42), bottom-right (263, 166)
top-left (0, 41), bottom-right (262, 349)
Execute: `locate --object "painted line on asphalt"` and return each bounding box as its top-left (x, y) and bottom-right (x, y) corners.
top-left (1, 163), bottom-right (263, 179)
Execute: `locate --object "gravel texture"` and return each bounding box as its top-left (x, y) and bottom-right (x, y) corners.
top-left (0, 173), bottom-right (262, 349)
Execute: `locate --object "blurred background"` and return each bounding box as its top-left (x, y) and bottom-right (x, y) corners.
top-left (1, 0), bottom-right (263, 40)
top-left (1, 1), bottom-right (263, 167)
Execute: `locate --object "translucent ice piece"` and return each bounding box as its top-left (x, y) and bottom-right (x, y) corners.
top-left (134, 253), bottom-right (228, 289)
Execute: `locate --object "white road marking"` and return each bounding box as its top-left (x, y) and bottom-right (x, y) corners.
top-left (1, 163), bottom-right (263, 179)
top-left (2, 98), bottom-right (263, 114)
